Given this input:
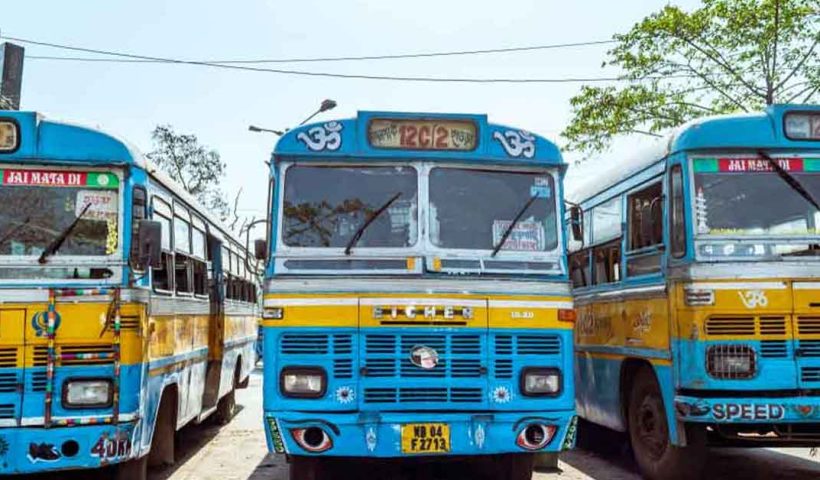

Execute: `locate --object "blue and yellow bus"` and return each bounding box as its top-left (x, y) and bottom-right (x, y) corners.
top-left (0, 112), bottom-right (258, 478)
top-left (568, 105), bottom-right (820, 480)
top-left (257, 111), bottom-right (577, 479)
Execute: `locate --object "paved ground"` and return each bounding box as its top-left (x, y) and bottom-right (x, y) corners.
top-left (14, 366), bottom-right (820, 479)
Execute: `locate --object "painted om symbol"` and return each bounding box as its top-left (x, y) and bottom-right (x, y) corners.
top-left (297, 121), bottom-right (343, 151)
top-left (492, 130), bottom-right (536, 158)
top-left (738, 290), bottom-right (768, 309)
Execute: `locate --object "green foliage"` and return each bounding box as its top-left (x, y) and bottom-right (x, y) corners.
top-left (147, 125), bottom-right (230, 221)
top-left (563, 0), bottom-right (820, 155)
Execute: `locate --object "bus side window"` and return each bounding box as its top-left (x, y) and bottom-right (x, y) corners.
top-left (152, 197), bottom-right (174, 293)
top-left (593, 239), bottom-right (621, 284)
top-left (191, 219), bottom-right (208, 297)
top-left (570, 250), bottom-right (590, 287)
top-left (669, 165), bottom-right (686, 258)
top-left (626, 181), bottom-right (663, 276)
top-left (130, 186), bottom-right (147, 268)
top-left (174, 205), bottom-right (194, 296)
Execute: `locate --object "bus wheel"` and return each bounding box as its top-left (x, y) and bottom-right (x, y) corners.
top-left (114, 455), bottom-right (147, 480)
top-left (148, 390), bottom-right (176, 467)
top-left (289, 455), bottom-right (326, 480)
top-left (627, 366), bottom-right (706, 480)
top-left (494, 453), bottom-right (534, 480)
top-left (214, 363), bottom-right (240, 425)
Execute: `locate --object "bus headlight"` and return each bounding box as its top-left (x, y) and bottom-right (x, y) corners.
top-left (707, 345), bottom-right (756, 379)
top-left (280, 367), bottom-right (326, 398)
top-left (521, 368), bottom-right (561, 396)
top-left (63, 379), bottom-right (112, 408)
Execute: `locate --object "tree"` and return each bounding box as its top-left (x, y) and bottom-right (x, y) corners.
top-left (562, 0), bottom-right (820, 155)
top-left (147, 125), bottom-right (231, 222)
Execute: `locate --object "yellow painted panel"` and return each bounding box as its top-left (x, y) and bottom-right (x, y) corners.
top-left (263, 304), bottom-right (358, 328)
top-left (622, 297), bottom-right (669, 350)
top-left (488, 306), bottom-right (573, 330)
top-left (0, 309), bottom-right (25, 342)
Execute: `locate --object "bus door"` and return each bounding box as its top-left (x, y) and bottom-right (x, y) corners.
top-left (0, 308), bottom-right (25, 424)
top-left (201, 233), bottom-right (225, 410)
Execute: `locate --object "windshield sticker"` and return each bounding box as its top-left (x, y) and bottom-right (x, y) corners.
top-left (106, 218), bottom-right (118, 255)
top-left (492, 220), bottom-right (545, 251)
top-left (530, 177), bottom-right (552, 198)
top-left (0, 170), bottom-right (119, 188)
top-left (76, 190), bottom-right (117, 221)
top-left (695, 188), bottom-right (710, 234)
top-left (693, 157), bottom-right (820, 173)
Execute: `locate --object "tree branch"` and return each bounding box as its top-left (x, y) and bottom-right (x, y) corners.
top-left (773, 38), bottom-right (818, 92)
top-left (682, 62), bottom-right (749, 111)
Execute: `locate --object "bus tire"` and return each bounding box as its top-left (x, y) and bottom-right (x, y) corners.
top-left (289, 455), bottom-right (326, 480)
top-left (115, 455), bottom-right (147, 480)
top-left (214, 362), bottom-right (240, 425)
top-left (495, 453), bottom-right (534, 480)
top-left (148, 389), bottom-right (176, 467)
top-left (627, 366), bottom-right (706, 480)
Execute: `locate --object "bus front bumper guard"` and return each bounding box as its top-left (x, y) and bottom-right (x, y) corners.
top-left (264, 411), bottom-right (577, 457)
top-left (0, 421), bottom-right (139, 474)
top-left (675, 394), bottom-right (820, 423)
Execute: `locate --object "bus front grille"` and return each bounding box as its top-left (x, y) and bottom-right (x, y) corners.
top-left (363, 387), bottom-right (482, 404)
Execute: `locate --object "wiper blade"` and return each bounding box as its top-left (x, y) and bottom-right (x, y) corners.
top-left (491, 194), bottom-right (539, 257)
top-left (344, 192), bottom-right (402, 255)
top-left (38, 203), bottom-right (92, 264)
top-left (0, 217), bottom-right (31, 248)
top-left (759, 150), bottom-right (820, 211)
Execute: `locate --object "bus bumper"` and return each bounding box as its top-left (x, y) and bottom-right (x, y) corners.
top-left (264, 411), bottom-right (577, 457)
top-left (0, 422), bottom-right (137, 474)
top-left (675, 393), bottom-right (820, 424)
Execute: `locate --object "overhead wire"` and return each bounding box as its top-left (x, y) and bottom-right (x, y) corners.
top-left (2, 34), bottom-right (692, 84)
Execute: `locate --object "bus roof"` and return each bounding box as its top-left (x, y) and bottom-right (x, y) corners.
top-left (567, 104), bottom-right (820, 204)
top-left (273, 110), bottom-right (565, 168)
top-left (0, 111), bottom-right (244, 246)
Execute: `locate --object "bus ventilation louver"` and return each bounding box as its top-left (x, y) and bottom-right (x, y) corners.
top-left (798, 317), bottom-right (820, 335)
top-left (706, 344), bottom-right (757, 379)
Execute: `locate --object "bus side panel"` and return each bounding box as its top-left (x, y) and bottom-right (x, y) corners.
top-left (574, 352), bottom-right (627, 431)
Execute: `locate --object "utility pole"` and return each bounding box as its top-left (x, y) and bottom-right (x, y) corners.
top-left (0, 41), bottom-right (25, 110)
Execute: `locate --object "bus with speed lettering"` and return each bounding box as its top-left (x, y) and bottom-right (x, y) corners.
top-left (567, 104), bottom-right (820, 480)
top-left (256, 111), bottom-right (577, 479)
top-left (0, 113), bottom-right (258, 478)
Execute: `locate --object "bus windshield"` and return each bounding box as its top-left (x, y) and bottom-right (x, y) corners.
top-left (693, 157), bottom-right (820, 238)
top-left (0, 179), bottom-right (120, 258)
top-left (281, 165), bottom-right (418, 249)
top-left (429, 167), bottom-right (559, 253)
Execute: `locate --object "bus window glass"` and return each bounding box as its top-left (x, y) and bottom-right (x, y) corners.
top-left (0, 177), bottom-right (119, 258)
top-left (592, 196), bottom-right (622, 244)
top-left (282, 165), bottom-right (418, 248)
top-left (174, 216), bottom-right (191, 253)
top-left (670, 165), bottom-right (686, 257)
top-left (693, 157), bottom-right (820, 238)
top-left (192, 228), bottom-right (206, 258)
top-left (429, 168), bottom-right (558, 252)
top-left (627, 182), bottom-right (663, 251)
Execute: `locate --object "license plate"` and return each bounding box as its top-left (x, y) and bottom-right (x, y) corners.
top-left (400, 423), bottom-right (450, 454)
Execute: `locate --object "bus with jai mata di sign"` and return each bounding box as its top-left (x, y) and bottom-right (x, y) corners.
top-left (0, 113), bottom-right (259, 478)
top-left (568, 104), bottom-right (820, 480)
top-left (257, 111), bottom-right (577, 479)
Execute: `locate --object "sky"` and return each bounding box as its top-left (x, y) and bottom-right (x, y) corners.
top-left (3, 0), bottom-right (703, 223)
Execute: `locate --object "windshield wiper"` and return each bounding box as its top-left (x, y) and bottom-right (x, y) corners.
top-left (38, 203), bottom-right (92, 264)
top-left (491, 194), bottom-right (539, 257)
top-left (759, 150), bottom-right (820, 211)
top-left (0, 217), bottom-right (31, 248)
top-left (344, 192), bottom-right (402, 255)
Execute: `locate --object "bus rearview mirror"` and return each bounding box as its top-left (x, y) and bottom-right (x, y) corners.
top-left (254, 238), bottom-right (267, 261)
top-left (569, 206), bottom-right (584, 242)
top-left (138, 220), bottom-right (163, 270)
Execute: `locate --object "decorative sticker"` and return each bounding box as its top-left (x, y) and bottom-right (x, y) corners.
top-left (297, 122), bottom-right (343, 151)
top-left (562, 415), bottom-right (578, 451)
top-left (0, 170), bottom-right (119, 188)
top-left (491, 386), bottom-right (512, 404)
top-left (530, 177), bottom-right (552, 198)
top-left (90, 430), bottom-right (133, 462)
top-left (335, 386), bottom-right (355, 404)
top-left (267, 417), bottom-right (286, 454)
top-left (492, 130), bottom-right (535, 158)
top-left (492, 220), bottom-right (545, 252)
top-left (27, 442), bottom-right (61, 463)
top-left (76, 190), bottom-right (118, 221)
top-left (106, 218), bottom-right (118, 255)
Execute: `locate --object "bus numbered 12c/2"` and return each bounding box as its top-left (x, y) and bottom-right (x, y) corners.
top-left (256, 111), bottom-right (577, 480)
top-left (568, 104), bottom-right (820, 480)
top-left (0, 113), bottom-right (259, 478)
